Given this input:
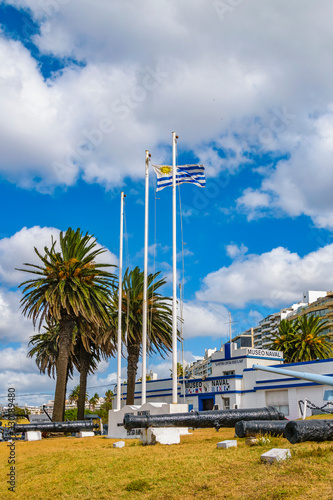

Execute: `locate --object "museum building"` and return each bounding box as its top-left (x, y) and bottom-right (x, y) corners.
top-left (115, 342), bottom-right (333, 420)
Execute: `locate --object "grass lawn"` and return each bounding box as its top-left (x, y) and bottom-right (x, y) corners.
top-left (1, 426), bottom-right (333, 499)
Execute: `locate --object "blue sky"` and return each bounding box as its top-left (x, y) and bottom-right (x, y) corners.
top-left (1, 0), bottom-right (333, 406)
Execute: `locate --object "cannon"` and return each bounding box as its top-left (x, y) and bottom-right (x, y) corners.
top-left (11, 420), bottom-right (97, 435)
top-left (235, 420), bottom-right (288, 438)
top-left (123, 406), bottom-right (285, 431)
top-left (285, 419), bottom-right (333, 444)
top-left (252, 363), bottom-right (333, 387)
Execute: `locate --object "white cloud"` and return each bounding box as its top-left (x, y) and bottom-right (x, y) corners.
top-left (182, 301), bottom-right (230, 339)
top-left (1, 346), bottom-right (37, 373)
top-left (1, 0), bottom-right (333, 225)
top-left (0, 226), bottom-right (59, 286)
top-left (226, 243), bottom-right (248, 259)
top-left (0, 289), bottom-right (34, 342)
top-left (197, 244), bottom-right (333, 308)
top-left (237, 109), bottom-right (333, 227)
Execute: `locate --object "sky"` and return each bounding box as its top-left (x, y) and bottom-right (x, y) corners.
top-left (1, 0), bottom-right (333, 407)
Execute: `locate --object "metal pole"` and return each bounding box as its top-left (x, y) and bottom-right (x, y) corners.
top-left (172, 132), bottom-right (178, 404)
top-left (229, 311), bottom-right (232, 343)
top-left (253, 363), bottom-right (333, 386)
top-left (142, 151), bottom-right (150, 404)
top-left (116, 191), bottom-right (125, 410)
top-left (180, 283), bottom-right (186, 402)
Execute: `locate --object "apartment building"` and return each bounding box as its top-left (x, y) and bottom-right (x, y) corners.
top-left (184, 348), bottom-right (217, 378)
top-left (253, 290), bottom-right (328, 348)
top-left (286, 291), bottom-right (333, 339)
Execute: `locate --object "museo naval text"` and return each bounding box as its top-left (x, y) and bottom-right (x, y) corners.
top-left (7, 387), bottom-right (16, 493)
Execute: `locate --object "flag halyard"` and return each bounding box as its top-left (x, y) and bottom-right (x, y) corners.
top-left (152, 164), bottom-right (205, 191)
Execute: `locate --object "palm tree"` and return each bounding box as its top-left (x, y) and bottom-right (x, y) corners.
top-left (268, 316), bottom-right (333, 362)
top-left (27, 319), bottom-right (76, 388)
top-left (75, 327), bottom-right (115, 420)
top-left (104, 389), bottom-right (114, 403)
top-left (170, 362), bottom-right (184, 378)
top-left (292, 315), bottom-right (333, 362)
top-left (89, 393), bottom-right (100, 411)
top-left (108, 266), bottom-right (174, 405)
top-left (268, 319), bottom-right (299, 362)
top-left (68, 385), bottom-right (81, 410)
top-left (18, 227), bottom-right (116, 421)
top-left (28, 318), bottom-right (115, 421)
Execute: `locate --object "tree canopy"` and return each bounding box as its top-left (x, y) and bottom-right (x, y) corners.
top-left (268, 315), bottom-right (333, 362)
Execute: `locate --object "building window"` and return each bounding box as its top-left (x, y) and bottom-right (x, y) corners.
top-left (266, 390), bottom-right (289, 416)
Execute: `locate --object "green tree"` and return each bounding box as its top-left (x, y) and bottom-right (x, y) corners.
top-left (18, 228), bottom-right (116, 421)
top-left (27, 320), bottom-right (75, 395)
top-left (268, 319), bottom-right (299, 362)
top-left (108, 267), bottom-right (174, 405)
top-left (170, 362), bottom-right (184, 378)
top-left (268, 316), bottom-right (333, 362)
top-left (89, 393), bottom-right (100, 411)
top-left (292, 315), bottom-right (333, 362)
top-left (104, 389), bottom-right (114, 403)
top-left (68, 385), bottom-right (82, 410)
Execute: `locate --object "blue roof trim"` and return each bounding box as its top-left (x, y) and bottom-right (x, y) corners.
top-left (213, 355), bottom-right (284, 363)
top-left (244, 359), bottom-right (333, 372)
top-left (254, 381), bottom-right (322, 391)
top-left (281, 358), bottom-right (333, 367)
top-left (256, 373), bottom-right (333, 384)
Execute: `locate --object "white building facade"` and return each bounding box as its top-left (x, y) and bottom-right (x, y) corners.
top-left (115, 342), bottom-right (333, 420)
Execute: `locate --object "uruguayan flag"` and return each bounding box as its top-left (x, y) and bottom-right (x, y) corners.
top-left (152, 164), bottom-right (205, 192)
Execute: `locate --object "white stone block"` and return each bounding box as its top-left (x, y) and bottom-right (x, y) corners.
top-left (25, 431), bottom-right (42, 441)
top-left (76, 431), bottom-right (95, 438)
top-left (217, 440), bottom-right (237, 449)
top-left (261, 448), bottom-right (291, 464)
top-left (113, 441), bottom-right (125, 448)
top-left (107, 405), bottom-right (141, 440)
top-left (141, 427), bottom-right (182, 445)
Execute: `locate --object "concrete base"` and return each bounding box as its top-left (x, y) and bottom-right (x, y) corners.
top-left (140, 427), bottom-right (185, 445)
top-left (25, 431), bottom-right (42, 441)
top-left (217, 440), bottom-right (237, 449)
top-left (261, 448), bottom-right (291, 463)
top-left (76, 431), bottom-right (95, 438)
top-left (107, 402), bottom-right (189, 440)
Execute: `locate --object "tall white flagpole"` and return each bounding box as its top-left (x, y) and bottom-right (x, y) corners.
top-left (116, 191), bottom-right (125, 410)
top-left (142, 150), bottom-right (150, 404)
top-left (172, 132), bottom-right (178, 404)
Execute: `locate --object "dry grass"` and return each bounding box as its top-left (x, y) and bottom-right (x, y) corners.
top-left (1, 427), bottom-right (333, 500)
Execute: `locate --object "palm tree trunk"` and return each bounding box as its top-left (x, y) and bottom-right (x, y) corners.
top-left (53, 317), bottom-right (74, 422)
top-left (77, 344), bottom-right (90, 420)
top-left (126, 342), bottom-right (141, 405)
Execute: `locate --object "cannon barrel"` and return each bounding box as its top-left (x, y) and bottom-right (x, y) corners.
top-left (235, 420), bottom-right (288, 438)
top-left (285, 419), bottom-right (333, 444)
top-left (123, 406), bottom-right (285, 430)
top-left (11, 420), bottom-right (97, 434)
top-left (253, 364), bottom-right (333, 386)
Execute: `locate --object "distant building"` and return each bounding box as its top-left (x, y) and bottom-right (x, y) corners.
top-left (253, 290), bottom-right (328, 348)
top-left (185, 348), bottom-right (217, 378)
top-left (286, 291), bottom-right (333, 339)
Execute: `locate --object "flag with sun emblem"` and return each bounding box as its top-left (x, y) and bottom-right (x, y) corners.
top-left (152, 164), bottom-right (205, 191)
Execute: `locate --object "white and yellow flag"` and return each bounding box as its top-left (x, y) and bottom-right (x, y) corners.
top-left (152, 164), bottom-right (205, 192)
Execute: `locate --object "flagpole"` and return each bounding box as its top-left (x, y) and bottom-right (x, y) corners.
top-left (142, 150), bottom-right (150, 405)
top-left (116, 191), bottom-right (125, 410)
top-left (172, 131), bottom-right (178, 404)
